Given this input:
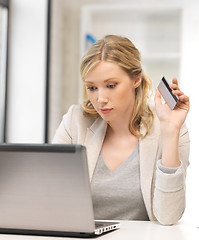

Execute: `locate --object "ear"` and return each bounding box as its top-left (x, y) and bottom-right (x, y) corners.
top-left (133, 76), bottom-right (142, 88)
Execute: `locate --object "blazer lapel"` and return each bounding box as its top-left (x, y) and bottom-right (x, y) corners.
top-left (84, 118), bottom-right (107, 181)
top-left (139, 115), bottom-right (160, 220)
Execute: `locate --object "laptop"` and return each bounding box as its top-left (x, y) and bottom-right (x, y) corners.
top-left (0, 144), bottom-right (120, 237)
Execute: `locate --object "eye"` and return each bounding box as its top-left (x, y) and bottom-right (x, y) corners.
top-left (87, 86), bottom-right (97, 91)
top-left (107, 84), bottom-right (116, 89)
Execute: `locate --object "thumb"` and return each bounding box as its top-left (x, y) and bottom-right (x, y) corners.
top-left (155, 89), bottom-right (162, 107)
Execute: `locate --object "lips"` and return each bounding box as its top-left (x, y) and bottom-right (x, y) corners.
top-left (99, 108), bottom-right (113, 114)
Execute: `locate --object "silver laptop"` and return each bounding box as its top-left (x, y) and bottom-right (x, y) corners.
top-left (0, 144), bottom-right (120, 237)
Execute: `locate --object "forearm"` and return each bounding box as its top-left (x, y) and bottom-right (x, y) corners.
top-left (161, 123), bottom-right (181, 168)
top-left (152, 123), bottom-right (189, 225)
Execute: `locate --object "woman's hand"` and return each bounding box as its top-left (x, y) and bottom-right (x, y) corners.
top-left (155, 78), bottom-right (190, 168)
top-left (155, 78), bottom-right (190, 130)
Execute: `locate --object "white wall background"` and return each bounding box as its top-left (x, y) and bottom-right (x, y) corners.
top-left (6, 0), bottom-right (48, 143)
top-left (180, 0), bottom-right (199, 225)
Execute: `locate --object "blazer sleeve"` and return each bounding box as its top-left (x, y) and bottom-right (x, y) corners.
top-left (52, 106), bottom-right (75, 144)
top-left (153, 123), bottom-right (190, 225)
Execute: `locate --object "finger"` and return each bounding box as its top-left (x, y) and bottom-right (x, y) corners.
top-left (172, 78), bottom-right (178, 85)
top-left (178, 94), bottom-right (189, 103)
top-left (172, 89), bottom-right (184, 96)
top-left (170, 78), bottom-right (179, 90)
top-left (155, 89), bottom-right (162, 106)
top-left (155, 89), bottom-right (161, 97)
top-left (170, 83), bottom-right (180, 91)
top-left (177, 95), bottom-right (190, 111)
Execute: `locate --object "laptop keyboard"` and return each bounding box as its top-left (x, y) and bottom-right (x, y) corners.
top-left (95, 223), bottom-right (105, 227)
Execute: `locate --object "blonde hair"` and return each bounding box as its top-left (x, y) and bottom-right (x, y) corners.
top-left (80, 35), bottom-right (154, 137)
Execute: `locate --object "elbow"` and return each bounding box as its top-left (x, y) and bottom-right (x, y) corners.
top-left (153, 203), bottom-right (185, 226)
top-left (153, 191), bottom-right (185, 226)
top-left (155, 213), bottom-right (183, 226)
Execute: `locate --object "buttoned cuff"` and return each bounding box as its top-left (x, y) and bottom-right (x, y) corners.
top-left (155, 160), bottom-right (185, 192)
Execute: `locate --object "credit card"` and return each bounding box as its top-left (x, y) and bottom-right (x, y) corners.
top-left (157, 77), bottom-right (179, 110)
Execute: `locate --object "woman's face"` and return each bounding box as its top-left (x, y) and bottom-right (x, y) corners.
top-left (84, 61), bottom-right (141, 125)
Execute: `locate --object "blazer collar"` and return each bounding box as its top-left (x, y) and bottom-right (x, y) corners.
top-left (84, 117), bottom-right (107, 181)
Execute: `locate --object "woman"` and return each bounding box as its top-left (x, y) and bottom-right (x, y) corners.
top-left (53, 35), bottom-right (190, 225)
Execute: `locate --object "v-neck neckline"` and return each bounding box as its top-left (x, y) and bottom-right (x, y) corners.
top-left (100, 143), bottom-right (139, 174)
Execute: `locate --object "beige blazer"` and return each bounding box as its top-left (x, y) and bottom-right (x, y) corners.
top-left (52, 105), bottom-right (190, 225)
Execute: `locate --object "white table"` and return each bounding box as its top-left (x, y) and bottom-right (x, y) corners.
top-left (0, 221), bottom-right (198, 240)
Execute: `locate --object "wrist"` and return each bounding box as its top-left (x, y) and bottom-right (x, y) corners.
top-left (161, 122), bottom-right (180, 146)
top-left (160, 121), bottom-right (181, 136)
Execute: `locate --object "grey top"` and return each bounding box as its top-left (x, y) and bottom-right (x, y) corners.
top-left (91, 144), bottom-right (149, 221)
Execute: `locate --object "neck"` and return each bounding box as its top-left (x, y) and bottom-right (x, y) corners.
top-left (107, 121), bottom-right (132, 137)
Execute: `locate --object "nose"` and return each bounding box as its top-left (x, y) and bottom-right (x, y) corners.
top-left (97, 89), bottom-right (108, 104)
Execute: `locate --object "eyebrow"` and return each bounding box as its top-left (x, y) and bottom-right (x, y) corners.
top-left (84, 78), bottom-right (119, 83)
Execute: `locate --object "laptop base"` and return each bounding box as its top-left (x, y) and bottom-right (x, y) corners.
top-left (0, 224), bottom-right (119, 238)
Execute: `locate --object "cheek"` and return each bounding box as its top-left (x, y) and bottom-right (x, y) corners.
top-left (87, 92), bottom-right (97, 105)
top-left (117, 87), bottom-right (135, 100)
top-left (121, 89), bottom-right (136, 107)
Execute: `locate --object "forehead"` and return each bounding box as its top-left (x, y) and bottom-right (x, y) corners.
top-left (84, 61), bottom-right (129, 83)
